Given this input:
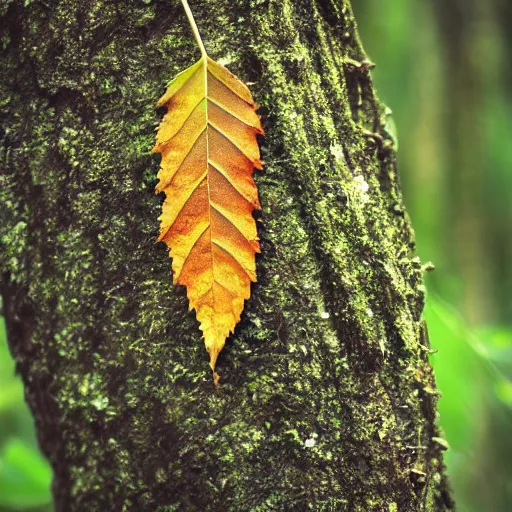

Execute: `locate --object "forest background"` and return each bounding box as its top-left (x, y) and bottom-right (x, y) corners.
top-left (0, 0), bottom-right (511, 511)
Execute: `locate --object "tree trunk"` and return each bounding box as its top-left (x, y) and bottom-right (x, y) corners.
top-left (0, 0), bottom-right (454, 510)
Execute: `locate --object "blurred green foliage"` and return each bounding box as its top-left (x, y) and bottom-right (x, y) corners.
top-left (0, 318), bottom-right (53, 512)
top-left (426, 298), bottom-right (512, 511)
top-left (354, 0), bottom-right (512, 509)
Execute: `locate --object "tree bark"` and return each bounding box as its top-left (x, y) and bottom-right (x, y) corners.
top-left (0, 0), bottom-right (454, 510)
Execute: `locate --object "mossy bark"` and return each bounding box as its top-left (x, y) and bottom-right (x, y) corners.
top-left (0, 0), bottom-right (454, 510)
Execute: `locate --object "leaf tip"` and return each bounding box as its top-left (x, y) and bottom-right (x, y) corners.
top-left (208, 344), bottom-right (221, 373)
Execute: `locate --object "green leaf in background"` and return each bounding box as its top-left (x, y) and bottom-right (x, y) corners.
top-left (477, 326), bottom-right (512, 379)
top-left (0, 382), bottom-right (24, 413)
top-left (0, 317), bottom-right (54, 512)
top-left (426, 297), bottom-right (488, 451)
top-left (0, 439), bottom-right (52, 510)
top-left (426, 296), bottom-right (512, 512)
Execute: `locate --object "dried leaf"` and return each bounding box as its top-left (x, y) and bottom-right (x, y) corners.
top-left (153, 56), bottom-right (263, 379)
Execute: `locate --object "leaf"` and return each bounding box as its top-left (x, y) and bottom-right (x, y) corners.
top-left (0, 438), bottom-right (53, 509)
top-left (153, 55), bottom-right (263, 379)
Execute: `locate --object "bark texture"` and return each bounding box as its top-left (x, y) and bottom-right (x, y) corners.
top-left (0, 0), bottom-right (454, 510)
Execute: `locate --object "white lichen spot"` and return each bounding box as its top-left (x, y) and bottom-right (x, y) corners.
top-left (330, 143), bottom-right (346, 164)
top-left (304, 432), bottom-right (318, 448)
top-left (366, 308), bottom-right (374, 317)
top-left (347, 175), bottom-right (370, 205)
top-left (353, 175), bottom-right (369, 192)
top-left (320, 311), bottom-right (330, 319)
top-left (217, 55), bottom-right (234, 67)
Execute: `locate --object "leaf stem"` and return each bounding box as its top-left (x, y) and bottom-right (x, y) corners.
top-left (180, 0), bottom-right (207, 58)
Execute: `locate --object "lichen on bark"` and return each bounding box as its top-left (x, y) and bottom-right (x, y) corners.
top-left (0, 0), bottom-right (454, 510)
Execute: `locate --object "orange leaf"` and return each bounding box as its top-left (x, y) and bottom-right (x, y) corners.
top-left (153, 56), bottom-right (263, 379)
